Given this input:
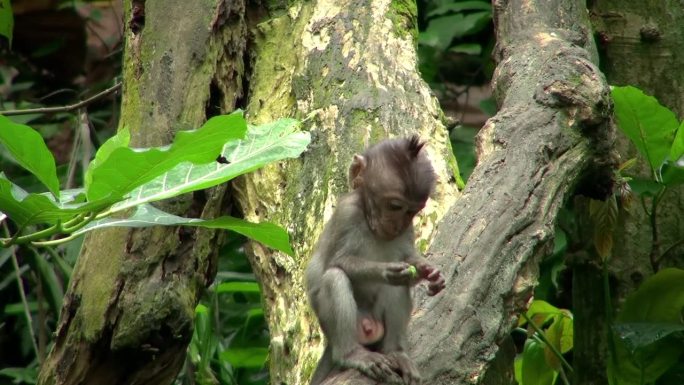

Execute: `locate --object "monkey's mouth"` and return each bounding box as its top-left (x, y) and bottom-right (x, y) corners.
top-left (374, 226), bottom-right (401, 240)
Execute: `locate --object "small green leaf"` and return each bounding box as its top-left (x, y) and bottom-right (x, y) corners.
top-left (86, 111), bottom-right (247, 201)
top-left (526, 300), bottom-right (562, 318)
top-left (514, 355), bottom-right (523, 385)
top-left (521, 339), bottom-right (557, 385)
top-left (408, 265), bottom-right (418, 279)
top-left (449, 43), bottom-right (482, 55)
top-left (590, 197), bottom-right (618, 261)
top-left (543, 314), bottom-right (573, 372)
top-left (0, 115), bottom-right (60, 197)
top-left (195, 303), bottom-right (209, 314)
top-left (427, 1), bottom-right (491, 18)
top-left (216, 281), bottom-right (261, 294)
top-left (220, 347), bottom-right (268, 369)
top-left (611, 86), bottom-right (679, 172)
top-left (0, 0), bottom-right (13, 44)
top-left (74, 204), bottom-right (295, 256)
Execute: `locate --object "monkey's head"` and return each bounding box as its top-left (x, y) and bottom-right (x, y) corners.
top-left (349, 136), bottom-right (436, 240)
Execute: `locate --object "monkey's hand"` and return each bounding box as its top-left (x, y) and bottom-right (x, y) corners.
top-left (415, 261), bottom-right (445, 296)
top-left (387, 351), bottom-right (421, 385)
top-left (340, 346), bottom-right (402, 383)
top-left (382, 262), bottom-right (419, 286)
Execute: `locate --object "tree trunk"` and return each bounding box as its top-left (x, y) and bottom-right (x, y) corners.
top-left (38, 0), bottom-right (461, 384)
top-left (408, 0), bottom-right (613, 383)
top-left (37, 0), bottom-right (622, 385)
top-left (312, 1), bottom-right (614, 384)
top-left (566, 2), bottom-right (684, 383)
top-left (38, 0), bottom-right (249, 383)
top-left (231, 0), bottom-right (460, 383)
top-left (589, 0), bottom-right (684, 288)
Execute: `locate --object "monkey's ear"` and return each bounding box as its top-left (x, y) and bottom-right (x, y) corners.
top-left (349, 154), bottom-right (366, 189)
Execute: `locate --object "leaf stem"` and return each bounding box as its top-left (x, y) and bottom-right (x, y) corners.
top-left (2, 223), bottom-right (40, 362)
top-left (5, 222), bottom-right (61, 246)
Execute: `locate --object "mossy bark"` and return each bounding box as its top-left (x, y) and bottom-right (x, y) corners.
top-left (589, 0), bottom-right (684, 291)
top-left (567, 2), bottom-right (684, 384)
top-left (37, 0), bottom-right (458, 384)
top-left (233, 0), bottom-right (459, 383)
top-left (38, 0), bottom-right (248, 383)
top-left (407, 1), bottom-right (613, 384)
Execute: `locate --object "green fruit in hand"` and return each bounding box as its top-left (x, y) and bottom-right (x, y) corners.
top-left (408, 265), bottom-right (418, 279)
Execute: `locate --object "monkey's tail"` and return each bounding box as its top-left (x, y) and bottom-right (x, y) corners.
top-left (309, 345), bottom-right (333, 385)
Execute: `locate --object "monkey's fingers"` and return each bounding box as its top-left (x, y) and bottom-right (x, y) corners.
top-left (384, 263), bottom-right (415, 285)
top-left (427, 277), bottom-right (446, 295)
top-left (387, 262), bottom-right (412, 272)
top-left (424, 268), bottom-right (440, 281)
top-left (361, 360), bottom-right (396, 382)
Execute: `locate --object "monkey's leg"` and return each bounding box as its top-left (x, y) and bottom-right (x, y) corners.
top-left (376, 286), bottom-right (421, 385)
top-left (314, 268), bottom-right (397, 382)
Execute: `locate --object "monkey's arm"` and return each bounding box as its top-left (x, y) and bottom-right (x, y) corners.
top-left (331, 257), bottom-right (416, 286)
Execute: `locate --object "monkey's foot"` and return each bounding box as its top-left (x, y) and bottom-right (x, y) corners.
top-left (340, 346), bottom-right (402, 383)
top-left (387, 352), bottom-right (421, 385)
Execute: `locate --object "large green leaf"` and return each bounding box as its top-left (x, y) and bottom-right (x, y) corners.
top-left (670, 120), bottom-right (684, 161)
top-left (86, 111), bottom-right (247, 201)
top-left (613, 323), bottom-right (684, 354)
top-left (74, 204), bottom-right (294, 256)
top-left (618, 268), bottom-right (684, 323)
top-left (611, 86), bottom-right (679, 172)
top-left (106, 118), bottom-right (310, 214)
top-left (0, 176), bottom-right (116, 227)
top-left (0, 0), bottom-right (13, 44)
top-left (0, 115), bottom-right (60, 197)
top-left (608, 268), bottom-right (684, 385)
top-left (84, 126), bottom-right (130, 187)
top-left (662, 163), bottom-right (684, 186)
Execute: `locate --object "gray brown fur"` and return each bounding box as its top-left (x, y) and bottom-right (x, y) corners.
top-left (306, 136), bottom-right (444, 385)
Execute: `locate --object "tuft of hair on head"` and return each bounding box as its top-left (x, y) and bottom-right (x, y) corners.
top-left (406, 135), bottom-right (425, 159)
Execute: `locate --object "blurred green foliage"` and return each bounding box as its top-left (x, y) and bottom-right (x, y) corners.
top-left (175, 236), bottom-right (271, 385)
top-left (417, 0), bottom-right (494, 87)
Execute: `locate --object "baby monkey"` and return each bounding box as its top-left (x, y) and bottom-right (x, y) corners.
top-left (306, 136), bottom-right (445, 385)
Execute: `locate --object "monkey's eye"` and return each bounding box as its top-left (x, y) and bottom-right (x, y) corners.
top-left (387, 201), bottom-right (406, 211)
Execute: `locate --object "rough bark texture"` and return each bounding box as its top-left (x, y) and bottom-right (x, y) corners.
top-left (406, 1), bottom-right (614, 384)
top-left (232, 0), bottom-right (460, 384)
top-left (38, 1), bottom-right (248, 383)
top-left (567, 2), bottom-right (684, 383)
top-left (589, 0), bottom-right (684, 292)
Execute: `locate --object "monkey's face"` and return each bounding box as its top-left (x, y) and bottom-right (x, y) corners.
top-left (366, 192), bottom-right (425, 240)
